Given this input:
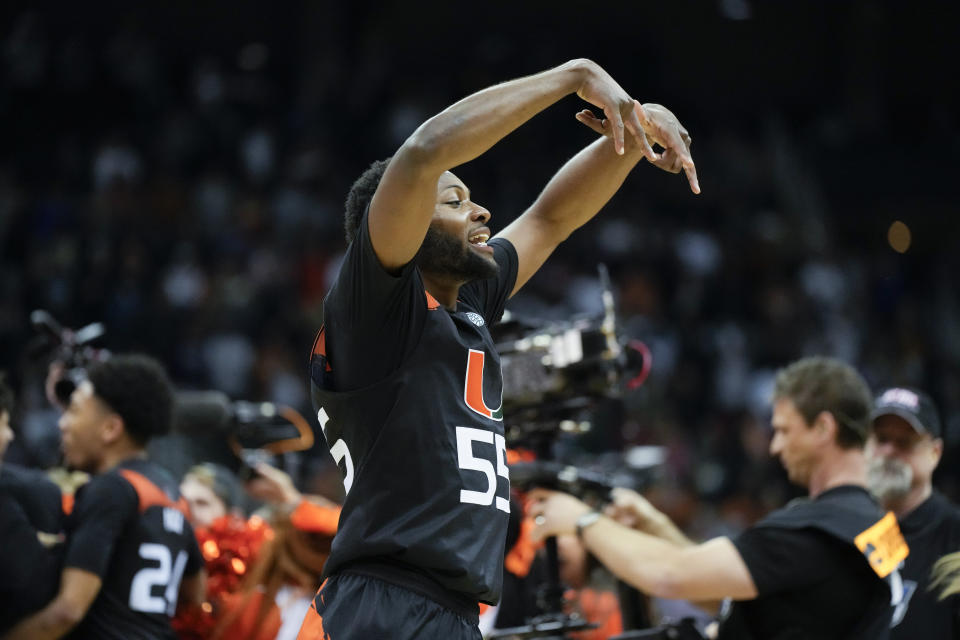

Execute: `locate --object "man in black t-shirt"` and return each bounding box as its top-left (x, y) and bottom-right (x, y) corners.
top-left (532, 357), bottom-right (905, 640)
top-left (867, 387), bottom-right (960, 638)
top-left (297, 60), bottom-right (699, 640)
top-left (5, 355), bottom-right (206, 640)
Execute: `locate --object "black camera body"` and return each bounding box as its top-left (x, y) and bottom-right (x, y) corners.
top-left (493, 266), bottom-right (652, 448)
top-left (30, 309), bottom-right (109, 406)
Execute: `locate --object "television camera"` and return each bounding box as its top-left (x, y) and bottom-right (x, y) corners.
top-left (29, 310), bottom-right (312, 476)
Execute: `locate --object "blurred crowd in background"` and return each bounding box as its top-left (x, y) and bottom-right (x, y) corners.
top-left (1, 1), bottom-right (958, 540)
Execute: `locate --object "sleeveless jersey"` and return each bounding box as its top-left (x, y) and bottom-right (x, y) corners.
top-left (309, 218), bottom-right (517, 605)
top-left (65, 458), bottom-right (203, 639)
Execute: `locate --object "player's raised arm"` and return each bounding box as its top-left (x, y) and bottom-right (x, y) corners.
top-left (368, 59), bottom-right (656, 272)
top-left (497, 99), bottom-right (698, 296)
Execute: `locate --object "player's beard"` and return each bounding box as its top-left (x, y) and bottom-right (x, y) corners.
top-left (418, 225), bottom-right (499, 282)
top-left (867, 457), bottom-right (913, 501)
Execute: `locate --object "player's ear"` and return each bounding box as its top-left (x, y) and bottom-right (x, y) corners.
top-left (101, 412), bottom-right (126, 445)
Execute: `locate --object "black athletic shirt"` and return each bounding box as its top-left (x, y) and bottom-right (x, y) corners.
top-left (0, 485), bottom-right (61, 634)
top-left (65, 458), bottom-right (203, 640)
top-left (0, 462), bottom-right (66, 534)
top-left (310, 209), bottom-right (518, 605)
top-left (890, 491), bottom-right (960, 639)
top-left (719, 486), bottom-right (900, 640)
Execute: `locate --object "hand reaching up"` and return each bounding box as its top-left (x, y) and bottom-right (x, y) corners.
top-left (576, 100), bottom-right (699, 194)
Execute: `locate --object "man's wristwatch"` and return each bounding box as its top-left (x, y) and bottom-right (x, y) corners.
top-left (575, 511), bottom-right (603, 540)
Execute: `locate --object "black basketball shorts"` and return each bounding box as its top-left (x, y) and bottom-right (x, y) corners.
top-left (297, 573), bottom-right (483, 640)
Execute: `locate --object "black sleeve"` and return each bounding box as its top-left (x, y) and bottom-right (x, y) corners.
top-left (323, 207), bottom-right (427, 391)
top-left (64, 473), bottom-right (138, 577)
top-left (457, 237), bottom-right (518, 323)
top-left (0, 463), bottom-right (64, 533)
top-left (0, 493), bottom-right (60, 613)
top-left (733, 526), bottom-right (848, 596)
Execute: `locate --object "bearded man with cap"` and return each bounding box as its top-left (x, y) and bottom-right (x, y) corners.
top-left (868, 386), bottom-right (960, 638)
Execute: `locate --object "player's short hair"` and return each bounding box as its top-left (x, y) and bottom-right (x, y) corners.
top-left (344, 157), bottom-right (392, 244)
top-left (0, 371), bottom-right (14, 416)
top-left (774, 356), bottom-right (873, 449)
top-left (87, 354), bottom-right (174, 446)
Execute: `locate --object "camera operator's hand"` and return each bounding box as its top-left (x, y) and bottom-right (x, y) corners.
top-left (45, 361), bottom-right (67, 411)
top-left (528, 489), bottom-right (593, 541)
top-left (605, 487), bottom-right (661, 530)
top-left (244, 461), bottom-right (302, 506)
top-left (605, 487), bottom-right (694, 548)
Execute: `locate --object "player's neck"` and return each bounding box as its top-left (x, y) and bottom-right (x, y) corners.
top-left (808, 448), bottom-right (867, 498)
top-left (421, 273), bottom-right (462, 310)
top-left (885, 483), bottom-right (932, 518)
top-left (97, 444), bottom-right (148, 474)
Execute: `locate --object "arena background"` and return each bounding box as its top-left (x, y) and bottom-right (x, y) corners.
top-left (1, 0), bottom-right (957, 539)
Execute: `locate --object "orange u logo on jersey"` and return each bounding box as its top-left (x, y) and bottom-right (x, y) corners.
top-left (463, 349), bottom-right (503, 421)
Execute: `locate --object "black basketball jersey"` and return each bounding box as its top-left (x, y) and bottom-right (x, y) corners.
top-left (310, 213), bottom-right (517, 605)
top-left (65, 458), bottom-right (203, 640)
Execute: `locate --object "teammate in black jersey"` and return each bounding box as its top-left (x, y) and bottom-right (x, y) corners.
top-left (297, 59), bottom-right (698, 640)
top-left (5, 355), bottom-right (206, 640)
top-left (532, 357), bottom-right (906, 639)
top-left (867, 387), bottom-right (960, 638)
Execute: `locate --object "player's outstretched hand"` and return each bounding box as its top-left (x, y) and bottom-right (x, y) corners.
top-left (576, 100), bottom-right (700, 194)
top-left (574, 60), bottom-right (658, 161)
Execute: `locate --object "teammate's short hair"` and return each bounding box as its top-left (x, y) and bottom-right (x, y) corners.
top-left (774, 356), bottom-right (873, 449)
top-left (344, 157), bottom-right (392, 243)
top-left (87, 354), bottom-right (174, 446)
top-left (0, 371), bottom-right (14, 416)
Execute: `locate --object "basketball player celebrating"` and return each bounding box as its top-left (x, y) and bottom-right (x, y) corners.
top-left (6, 355), bottom-right (206, 640)
top-left (298, 58), bottom-right (698, 640)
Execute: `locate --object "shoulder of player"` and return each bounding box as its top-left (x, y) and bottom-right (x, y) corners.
top-left (74, 470), bottom-right (139, 513)
top-left (324, 253), bottom-right (426, 314)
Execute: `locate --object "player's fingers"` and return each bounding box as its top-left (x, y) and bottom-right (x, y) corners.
top-left (682, 158), bottom-right (701, 194)
top-left (633, 100), bottom-right (652, 128)
top-left (603, 105), bottom-right (625, 155)
top-left (659, 129), bottom-right (699, 193)
top-left (660, 127), bottom-right (694, 166)
top-left (575, 111), bottom-right (607, 137)
top-left (652, 148), bottom-right (682, 174)
top-left (629, 102), bottom-right (658, 162)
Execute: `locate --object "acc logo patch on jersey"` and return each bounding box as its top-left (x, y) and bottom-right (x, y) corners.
top-left (465, 312), bottom-right (485, 327)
